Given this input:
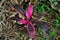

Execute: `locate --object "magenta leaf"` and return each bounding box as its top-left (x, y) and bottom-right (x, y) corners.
top-left (26, 5), bottom-right (33, 20)
top-left (26, 22), bottom-right (36, 38)
top-left (20, 19), bottom-right (28, 24)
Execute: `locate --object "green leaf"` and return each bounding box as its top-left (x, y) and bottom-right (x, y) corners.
top-left (50, 31), bottom-right (56, 37)
top-left (34, 5), bottom-right (40, 13)
top-left (18, 32), bottom-right (22, 40)
top-left (55, 20), bottom-right (60, 27)
top-left (37, 28), bottom-right (42, 35)
top-left (40, 4), bottom-right (45, 13)
top-left (36, 0), bottom-right (38, 3)
top-left (41, 37), bottom-right (45, 40)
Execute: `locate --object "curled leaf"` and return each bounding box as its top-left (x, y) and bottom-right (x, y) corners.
top-left (26, 22), bottom-right (36, 38)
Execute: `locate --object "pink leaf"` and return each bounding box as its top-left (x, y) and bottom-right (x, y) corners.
top-left (20, 19), bottom-right (28, 24)
top-left (26, 5), bottom-right (33, 20)
top-left (26, 22), bottom-right (36, 38)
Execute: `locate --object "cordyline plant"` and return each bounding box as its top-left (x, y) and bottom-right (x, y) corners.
top-left (8, 4), bottom-right (50, 38)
